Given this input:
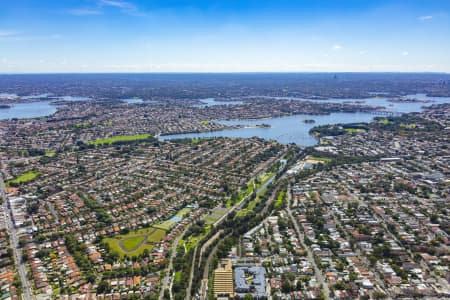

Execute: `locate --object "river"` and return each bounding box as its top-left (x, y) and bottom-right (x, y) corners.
top-left (160, 94), bottom-right (450, 146)
top-left (1, 94), bottom-right (449, 146)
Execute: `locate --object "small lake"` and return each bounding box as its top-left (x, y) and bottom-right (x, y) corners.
top-left (160, 94), bottom-right (450, 146)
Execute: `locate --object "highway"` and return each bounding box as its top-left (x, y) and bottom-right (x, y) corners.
top-left (0, 172), bottom-right (34, 300)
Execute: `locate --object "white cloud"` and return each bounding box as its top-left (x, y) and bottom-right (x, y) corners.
top-left (0, 30), bottom-right (18, 37)
top-left (97, 0), bottom-right (145, 16)
top-left (67, 1), bottom-right (144, 17)
top-left (99, 0), bottom-right (136, 12)
top-left (418, 15), bottom-right (433, 21)
top-left (332, 44), bottom-right (342, 50)
top-left (0, 33), bottom-right (62, 42)
top-left (401, 51), bottom-right (409, 56)
top-left (68, 8), bottom-right (102, 16)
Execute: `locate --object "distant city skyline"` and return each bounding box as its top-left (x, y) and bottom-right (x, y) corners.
top-left (1, 0), bottom-right (450, 73)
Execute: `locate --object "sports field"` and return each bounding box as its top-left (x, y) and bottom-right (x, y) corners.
top-left (89, 134), bottom-right (152, 146)
top-left (204, 207), bottom-right (228, 225)
top-left (104, 227), bottom-right (166, 258)
top-left (6, 170), bottom-right (41, 186)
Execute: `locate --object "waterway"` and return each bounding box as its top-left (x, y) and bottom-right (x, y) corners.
top-left (123, 98), bottom-right (144, 104)
top-left (0, 101), bottom-right (57, 120)
top-left (195, 98), bottom-right (243, 107)
top-left (255, 94), bottom-right (450, 113)
top-left (0, 95), bottom-right (91, 120)
top-left (160, 94), bottom-right (450, 146)
top-left (2, 94), bottom-right (450, 146)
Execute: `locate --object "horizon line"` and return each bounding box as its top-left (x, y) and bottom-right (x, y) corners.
top-left (0, 71), bottom-right (449, 75)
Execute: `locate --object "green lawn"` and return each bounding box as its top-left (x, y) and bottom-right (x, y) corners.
top-left (154, 220), bottom-right (176, 231)
top-left (258, 172), bottom-right (274, 185)
top-left (400, 123), bottom-right (416, 129)
top-left (175, 207), bottom-right (192, 218)
top-left (309, 157), bottom-right (332, 163)
top-left (184, 226), bottom-right (210, 252)
top-left (89, 134), bottom-right (152, 146)
top-left (104, 227), bottom-right (166, 258)
top-left (274, 191), bottom-right (285, 209)
top-left (154, 207), bottom-right (192, 230)
top-left (344, 128), bottom-right (366, 133)
top-left (203, 208), bottom-right (227, 225)
top-left (236, 187), bottom-right (268, 217)
top-left (45, 149), bottom-right (56, 157)
top-left (378, 118), bottom-right (393, 125)
top-left (122, 236), bottom-right (146, 251)
top-left (204, 215), bottom-right (218, 224)
top-left (175, 271), bottom-right (182, 282)
top-left (74, 122), bottom-right (90, 128)
top-left (147, 228), bottom-right (166, 242)
top-left (6, 170), bottom-right (41, 186)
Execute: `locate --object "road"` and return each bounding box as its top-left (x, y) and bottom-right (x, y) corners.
top-left (196, 169), bottom-right (287, 299)
top-left (286, 183), bottom-right (330, 300)
top-left (198, 242), bottom-right (219, 300)
top-left (0, 172), bottom-right (34, 300)
top-left (159, 225), bottom-right (191, 300)
top-left (367, 198), bottom-right (450, 294)
top-left (321, 194), bottom-right (390, 299)
top-left (184, 245), bottom-right (198, 300)
top-left (198, 232), bottom-right (231, 300)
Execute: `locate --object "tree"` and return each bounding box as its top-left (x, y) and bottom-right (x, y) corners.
top-left (97, 280), bottom-right (111, 293)
top-left (18, 237), bottom-right (27, 248)
top-left (373, 291), bottom-right (386, 299)
top-left (244, 294), bottom-right (254, 300)
top-left (281, 281), bottom-right (293, 293)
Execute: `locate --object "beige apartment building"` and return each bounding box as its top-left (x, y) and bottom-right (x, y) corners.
top-left (214, 259), bottom-right (234, 299)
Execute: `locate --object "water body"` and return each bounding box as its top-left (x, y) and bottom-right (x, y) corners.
top-left (161, 94), bottom-right (450, 146)
top-left (123, 98), bottom-right (144, 104)
top-left (0, 93), bottom-right (19, 100)
top-left (56, 96), bottom-right (91, 101)
top-left (256, 94), bottom-right (450, 114)
top-left (0, 95), bottom-right (92, 120)
top-left (195, 98), bottom-right (243, 107)
top-left (160, 112), bottom-right (379, 146)
top-left (0, 101), bottom-right (57, 120)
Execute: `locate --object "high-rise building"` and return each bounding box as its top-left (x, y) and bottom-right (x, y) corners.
top-left (214, 259), bottom-right (234, 299)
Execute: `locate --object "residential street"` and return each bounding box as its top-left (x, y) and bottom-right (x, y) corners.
top-left (0, 172), bottom-right (34, 300)
top-left (159, 225), bottom-right (191, 300)
top-left (286, 183), bottom-right (331, 300)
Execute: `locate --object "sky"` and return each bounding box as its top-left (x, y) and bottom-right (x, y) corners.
top-left (1, 0), bottom-right (450, 73)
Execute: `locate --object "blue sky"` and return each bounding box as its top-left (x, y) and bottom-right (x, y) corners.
top-left (1, 0), bottom-right (450, 73)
